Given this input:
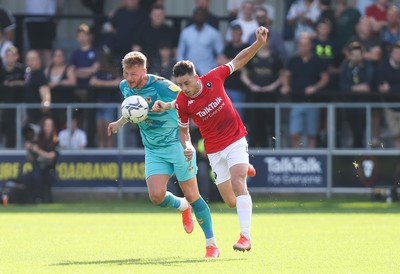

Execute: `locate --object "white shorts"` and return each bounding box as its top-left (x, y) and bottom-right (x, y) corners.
top-left (207, 137), bottom-right (249, 185)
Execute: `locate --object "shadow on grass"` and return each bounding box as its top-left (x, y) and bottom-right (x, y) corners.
top-left (1, 198), bottom-right (400, 214)
top-left (51, 256), bottom-right (244, 267)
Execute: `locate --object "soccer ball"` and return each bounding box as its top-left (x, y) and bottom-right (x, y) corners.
top-left (121, 95), bottom-right (149, 123)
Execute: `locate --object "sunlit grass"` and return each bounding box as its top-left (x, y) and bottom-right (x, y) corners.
top-left (0, 198), bottom-right (399, 273)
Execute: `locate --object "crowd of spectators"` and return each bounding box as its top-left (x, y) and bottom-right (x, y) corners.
top-left (1, 0), bottom-right (400, 149)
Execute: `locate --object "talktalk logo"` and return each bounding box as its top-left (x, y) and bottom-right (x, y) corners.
top-left (196, 96), bottom-right (223, 118)
top-left (264, 157), bottom-right (322, 174)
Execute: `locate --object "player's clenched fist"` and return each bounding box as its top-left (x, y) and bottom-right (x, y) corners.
top-left (152, 100), bottom-right (174, 112)
top-left (255, 26), bottom-right (268, 44)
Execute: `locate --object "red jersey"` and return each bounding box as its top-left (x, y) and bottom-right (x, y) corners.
top-left (176, 64), bottom-right (247, 154)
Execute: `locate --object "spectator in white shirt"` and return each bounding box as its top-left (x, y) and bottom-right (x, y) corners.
top-left (58, 117), bottom-right (87, 150)
top-left (227, 0), bottom-right (275, 22)
top-left (226, 1), bottom-right (259, 43)
top-left (286, 0), bottom-right (321, 40)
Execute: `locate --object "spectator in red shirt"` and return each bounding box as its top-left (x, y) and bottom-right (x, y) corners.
top-left (365, 0), bottom-right (390, 34)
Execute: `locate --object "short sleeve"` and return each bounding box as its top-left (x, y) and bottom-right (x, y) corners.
top-left (175, 93), bottom-right (189, 128)
top-left (206, 64), bottom-right (232, 81)
top-left (158, 78), bottom-right (180, 101)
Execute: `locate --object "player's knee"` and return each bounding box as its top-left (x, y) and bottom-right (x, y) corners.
top-left (231, 180), bottom-right (248, 197)
top-left (183, 192), bottom-right (200, 204)
top-left (226, 199), bottom-right (236, 208)
top-left (231, 177), bottom-right (246, 189)
top-left (148, 193), bottom-right (164, 205)
top-left (222, 193), bottom-right (237, 208)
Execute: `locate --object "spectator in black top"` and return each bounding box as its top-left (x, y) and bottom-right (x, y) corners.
top-left (1, 46), bottom-right (24, 86)
top-left (317, 0), bottom-right (335, 36)
top-left (45, 48), bottom-right (76, 89)
top-left (335, 0), bottom-right (361, 52)
top-left (349, 16), bottom-right (382, 146)
top-left (133, 4), bottom-right (178, 65)
top-left (241, 40), bottom-right (284, 148)
top-left (281, 33), bottom-right (329, 148)
top-left (217, 24), bottom-right (248, 119)
top-left (247, 6), bottom-right (287, 62)
top-left (0, 4), bottom-right (16, 42)
top-left (312, 18), bottom-right (341, 89)
top-left (45, 48), bottom-right (76, 129)
top-left (348, 16), bottom-right (382, 63)
top-left (187, 0), bottom-right (219, 30)
top-left (0, 5), bottom-right (14, 63)
top-left (89, 49), bottom-right (121, 148)
top-left (339, 42), bottom-right (375, 148)
top-left (378, 42), bottom-right (400, 147)
top-left (24, 0), bottom-right (64, 67)
top-left (81, 0), bottom-right (106, 47)
top-left (102, 0), bottom-right (149, 60)
top-left (139, 0), bottom-right (164, 13)
top-left (149, 41), bottom-right (176, 80)
top-left (0, 46), bottom-right (25, 148)
top-left (20, 116), bottom-right (59, 203)
top-left (24, 50), bottom-right (51, 125)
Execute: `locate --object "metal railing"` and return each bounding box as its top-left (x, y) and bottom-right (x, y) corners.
top-left (1, 98), bottom-right (400, 150)
top-left (2, 99), bottom-right (400, 197)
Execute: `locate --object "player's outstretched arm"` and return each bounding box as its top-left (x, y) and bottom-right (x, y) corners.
top-left (230, 26), bottom-right (268, 72)
top-left (152, 100), bottom-right (175, 112)
top-left (107, 116), bottom-right (128, 136)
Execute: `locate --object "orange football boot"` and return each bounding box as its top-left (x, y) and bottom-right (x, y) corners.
top-left (233, 233), bottom-right (251, 252)
top-left (181, 203), bottom-right (194, 233)
top-left (205, 246), bottom-right (220, 258)
top-left (247, 164), bottom-right (256, 177)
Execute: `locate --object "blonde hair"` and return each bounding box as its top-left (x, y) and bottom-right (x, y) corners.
top-left (122, 51), bottom-right (147, 70)
top-left (5, 46), bottom-right (18, 55)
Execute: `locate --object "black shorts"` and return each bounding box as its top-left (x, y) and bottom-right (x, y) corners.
top-left (26, 21), bottom-right (56, 50)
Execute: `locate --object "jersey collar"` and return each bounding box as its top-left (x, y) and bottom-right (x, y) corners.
top-left (191, 80), bottom-right (203, 98)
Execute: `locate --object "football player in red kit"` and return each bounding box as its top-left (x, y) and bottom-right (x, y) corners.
top-left (153, 26), bottom-right (268, 252)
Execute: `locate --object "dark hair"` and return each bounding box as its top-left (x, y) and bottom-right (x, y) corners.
top-left (37, 116), bottom-right (58, 148)
top-left (159, 40), bottom-right (172, 49)
top-left (173, 60), bottom-right (196, 78)
top-left (230, 24), bottom-right (242, 31)
top-left (319, 0), bottom-right (331, 6)
top-left (317, 18), bottom-right (332, 28)
top-left (151, 3), bottom-right (164, 11)
top-left (193, 6), bottom-right (207, 16)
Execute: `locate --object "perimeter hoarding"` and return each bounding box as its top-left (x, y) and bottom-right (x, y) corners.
top-left (247, 154), bottom-right (327, 188)
top-left (332, 155), bottom-right (400, 188)
top-left (0, 152), bottom-right (328, 189)
top-left (0, 154), bottom-right (147, 188)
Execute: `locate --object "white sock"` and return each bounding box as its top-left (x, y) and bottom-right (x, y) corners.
top-left (236, 194), bottom-right (252, 239)
top-left (177, 197), bottom-right (188, 212)
top-left (206, 237), bottom-right (217, 247)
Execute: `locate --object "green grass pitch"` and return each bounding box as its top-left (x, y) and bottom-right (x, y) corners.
top-left (0, 198), bottom-right (399, 274)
